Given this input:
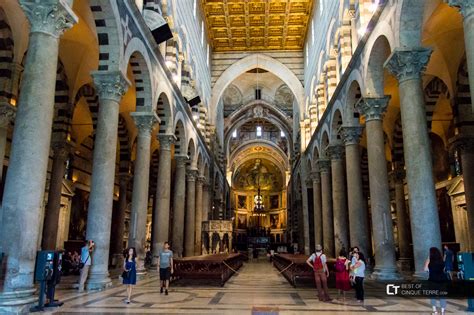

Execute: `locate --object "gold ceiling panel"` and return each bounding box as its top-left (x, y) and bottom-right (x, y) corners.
top-left (202, 0), bottom-right (314, 52)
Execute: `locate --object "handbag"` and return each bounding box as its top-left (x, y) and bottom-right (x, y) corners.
top-left (79, 254), bottom-right (89, 269)
top-left (122, 270), bottom-right (130, 279)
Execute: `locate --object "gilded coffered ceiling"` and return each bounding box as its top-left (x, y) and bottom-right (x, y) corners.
top-left (202, 0), bottom-right (314, 51)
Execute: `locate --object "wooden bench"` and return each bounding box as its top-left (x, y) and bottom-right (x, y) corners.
top-left (273, 253), bottom-right (335, 287)
top-left (173, 253), bottom-right (244, 286)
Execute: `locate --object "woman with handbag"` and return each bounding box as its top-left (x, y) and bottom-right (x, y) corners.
top-left (122, 247), bottom-right (137, 304)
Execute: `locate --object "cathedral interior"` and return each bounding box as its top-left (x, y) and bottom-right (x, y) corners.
top-left (0, 0), bottom-right (473, 313)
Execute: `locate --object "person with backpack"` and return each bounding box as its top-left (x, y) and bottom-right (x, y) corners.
top-left (335, 249), bottom-right (351, 299)
top-left (306, 244), bottom-right (332, 302)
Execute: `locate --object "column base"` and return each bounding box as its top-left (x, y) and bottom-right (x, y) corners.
top-left (369, 266), bottom-right (403, 281)
top-left (85, 273), bottom-right (112, 291)
top-left (412, 270), bottom-right (429, 280)
top-left (397, 257), bottom-right (413, 272)
top-left (0, 288), bottom-right (37, 314)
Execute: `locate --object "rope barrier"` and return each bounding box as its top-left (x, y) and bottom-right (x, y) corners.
top-left (278, 262), bottom-right (294, 274)
top-left (222, 260), bottom-right (239, 274)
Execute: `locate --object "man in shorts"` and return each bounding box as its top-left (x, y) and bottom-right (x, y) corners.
top-left (157, 241), bottom-right (174, 295)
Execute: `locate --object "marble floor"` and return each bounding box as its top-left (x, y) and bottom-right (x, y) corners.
top-left (43, 259), bottom-right (471, 314)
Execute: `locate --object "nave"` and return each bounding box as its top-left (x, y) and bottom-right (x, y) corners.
top-left (43, 259), bottom-right (469, 314)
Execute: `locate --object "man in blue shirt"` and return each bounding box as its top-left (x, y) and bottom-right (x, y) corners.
top-left (157, 241), bottom-right (174, 295)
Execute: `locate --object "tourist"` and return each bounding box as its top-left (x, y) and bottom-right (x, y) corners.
top-left (157, 241), bottom-right (174, 295)
top-left (78, 240), bottom-right (94, 292)
top-left (122, 247), bottom-right (137, 304)
top-left (335, 249), bottom-right (351, 299)
top-left (306, 244), bottom-right (331, 302)
top-left (350, 251), bottom-right (366, 303)
top-left (443, 245), bottom-right (454, 280)
top-left (348, 246), bottom-right (359, 286)
top-left (424, 247), bottom-right (448, 314)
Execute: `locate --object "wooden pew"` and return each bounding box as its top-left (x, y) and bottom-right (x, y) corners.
top-left (173, 253), bottom-right (244, 286)
top-left (273, 253), bottom-right (336, 287)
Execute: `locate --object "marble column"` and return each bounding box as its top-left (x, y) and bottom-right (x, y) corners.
top-left (311, 170), bottom-right (323, 247)
top-left (152, 134), bottom-right (175, 258)
top-left (0, 1), bottom-right (77, 310)
top-left (356, 97), bottom-right (400, 280)
top-left (451, 136), bottom-right (474, 251)
top-left (317, 158), bottom-right (334, 257)
top-left (128, 112), bottom-right (158, 271)
top-left (202, 180), bottom-right (210, 222)
top-left (448, 1), bottom-right (474, 112)
top-left (194, 175), bottom-right (205, 255)
top-left (110, 173), bottom-right (131, 266)
top-left (85, 71), bottom-right (130, 290)
top-left (0, 103), bottom-right (15, 183)
top-left (0, 104), bottom-right (15, 239)
top-left (42, 141), bottom-right (73, 250)
top-left (385, 48), bottom-right (442, 277)
top-left (184, 168), bottom-right (198, 257)
top-left (339, 125), bottom-right (370, 257)
top-left (327, 142), bottom-right (349, 255)
top-left (391, 168), bottom-right (413, 270)
top-left (171, 155), bottom-right (188, 257)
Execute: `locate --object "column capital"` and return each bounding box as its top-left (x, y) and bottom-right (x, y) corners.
top-left (390, 168), bottom-right (406, 184)
top-left (51, 140), bottom-right (74, 160)
top-left (310, 170), bottom-right (321, 183)
top-left (326, 141), bottom-right (345, 160)
top-left (197, 175), bottom-right (206, 184)
top-left (175, 154), bottom-right (189, 166)
top-left (356, 96), bottom-right (390, 121)
top-left (119, 172), bottom-right (133, 184)
top-left (186, 168), bottom-right (199, 181)
top-left (20, 0), bottom-right (78, 38)
top-left (317, 158), bottom-right (331, 173)
top-left (384, 47), bottom-right (432, 83)
top-left (91, 71), bottom-right (130, 102)
top-left (158, 134), bottom-right (177, 151)
top-left (449, 134), bottom-right (474, 153)
top-left (447, 0), bottom-right (474, 20)
top-left (339, 125), bottom-right (363, 145)
top-left (131, 111), bottom-right (159, 135)
top-left (0, 102), bottom-right (16, 127)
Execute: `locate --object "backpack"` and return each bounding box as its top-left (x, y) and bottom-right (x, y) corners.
top-left (313, 254), bottom-right (324, 272)
top-left (335, 259), bottom-right (346, 272)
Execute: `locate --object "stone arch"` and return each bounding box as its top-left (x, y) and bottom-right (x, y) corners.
top-left (118, 114), bottom-right (131, 174)
top-left (344, 79), bottom-right (362, 125)
top-left (211, 53), bottom-right (304, 122)
top-left (454, 57), bottom-right (472, 128)
top-left (0, 7), bottom-right (14, 100)
top-left (52, 59), bottom-right (71, 141)
top-left (312, 145), bottom-right (320, 170)
top-left (187, 138), bottom-right (196, 168)
top-left (321, 130), bottom-right (330, 157)
top-left (424, 77), bottom-right (449, 131)
top-left (330, 108), bottom-right (344, 141)
top-left (396, 0), bottom-right (426, 47)
top-left (123, 41), bottom-right (154, 109)
top-left (174, 118), bottom-right (186, 155)
top-left (364, 35), bottom-right (391, 96)
top-left (75, 83), bottom-right (99, 132)
top-left (156, 92), bottom-right (173, 134)
top-left (89, 0), bottom-right (123, 72)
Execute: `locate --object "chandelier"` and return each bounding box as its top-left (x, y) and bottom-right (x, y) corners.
top-left (253, 187), bottom-right (265, 216)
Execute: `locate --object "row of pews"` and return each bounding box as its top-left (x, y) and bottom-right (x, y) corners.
top-left (173, 253), bottom-right (245, 286)
top-left (272, 253), bottom-right (335, 287)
